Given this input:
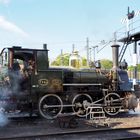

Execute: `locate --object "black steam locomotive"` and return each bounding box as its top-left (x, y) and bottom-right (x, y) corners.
top-left (0, 44), bottom-right (138, 119)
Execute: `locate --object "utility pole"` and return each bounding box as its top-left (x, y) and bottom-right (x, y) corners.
top-left (60, 49), bottom-right (63, 66)
top-left (72, 44), bottom-right (75, 53)
top-left (133, 40), bottom-right (137, 86)
top-left (126, 7), bottom-right (137, 86)
top-left (92, 45), bottom-right (98, 63)
top-left (127, 6), bottom-right (135, 37)
top-left (89, 47), bottom-right (92, 65)
top-left (86, 37), bottom-right (89, 67)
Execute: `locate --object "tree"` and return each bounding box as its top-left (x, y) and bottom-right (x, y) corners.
top-left (82, 57), bottom-right (87, 66)
top-left (137, 64), bottom-right (140, 71)
top-left (51, 53), bottom-right (70, 66)
top-left (51, 53), bottom-right (87, 67)
top-left (128, 64), bottom-right (140, 72)
top-left (100, 59), bottom-right (113, 69)
top-left (51, 54), bottom-right (113, 69)
top-left (128, 65), bottom-right (134, 71)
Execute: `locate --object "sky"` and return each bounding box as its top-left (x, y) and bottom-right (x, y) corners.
top-left (0, 0), bottom-right (140, 65)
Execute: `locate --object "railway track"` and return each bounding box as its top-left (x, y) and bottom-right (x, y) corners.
top-left (0, 126), bottom-right (140, 140)
top-left (0, 112), bottom-right (140, 140)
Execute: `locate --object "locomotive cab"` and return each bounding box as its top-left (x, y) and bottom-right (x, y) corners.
top-left (0, 45), bottom-right (50, 114)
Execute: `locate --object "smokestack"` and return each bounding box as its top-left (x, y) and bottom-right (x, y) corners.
top-left (111, 44), bottom-right (120, 91)
top-left (111, 44), bottom-right (120, 70)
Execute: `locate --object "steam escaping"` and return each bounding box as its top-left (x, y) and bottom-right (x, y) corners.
top-left (0, 65), bottom-right (23, 127)
top-left (0, 108), bottom-right (8, 127)
top-left (0, 87), bottom-right (10, 127)
top-left (129, 99), bottom-right (140, 114)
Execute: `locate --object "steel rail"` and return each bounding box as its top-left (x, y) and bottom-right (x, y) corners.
top-left (1, 126), bottom-right (140, 140)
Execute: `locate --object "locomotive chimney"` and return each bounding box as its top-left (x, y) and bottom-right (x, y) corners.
top-left (111, 44), bottom-right (120, 70)
top-left (111, 44), bottom-right (120, 91)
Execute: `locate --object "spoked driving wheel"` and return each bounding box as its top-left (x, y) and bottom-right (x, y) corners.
top-left (104, 93), bottom-right (122, 115)
top-left (39, 94), bottom-right (63, 119)
top-left (72, 94), bottom-right (92, 117)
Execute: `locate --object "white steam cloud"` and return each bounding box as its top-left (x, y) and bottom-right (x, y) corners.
top-left (0, 108), bottom-right (8, 127)
top-left (0, 16), bottom-right (29, 37)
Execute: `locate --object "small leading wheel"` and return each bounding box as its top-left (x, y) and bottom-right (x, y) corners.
top-left (104, 93), bottom-right (122, 116)
top-left (38, 94), bottom-right (63, 119)
top-left (72, 94), bottom-right (92, 117)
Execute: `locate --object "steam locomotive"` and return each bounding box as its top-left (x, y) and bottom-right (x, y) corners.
top-left (0, 44), bottom-right (138, 119)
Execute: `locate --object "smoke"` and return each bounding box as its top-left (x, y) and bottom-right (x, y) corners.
top-left (0, 87), bottom-right (10, 127)
top-left (0, 70), bottom-right (20, 127)
top-left (0, 59), bottom-right (32, 126)
top-left (129, 99), bottom-right (140, 114)
top-left (9, 71), bottom-right (22, 92)
top-left (0, 108), bottom-right (8, 127)
top-left (0, 70), bottom-right (23, 126)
